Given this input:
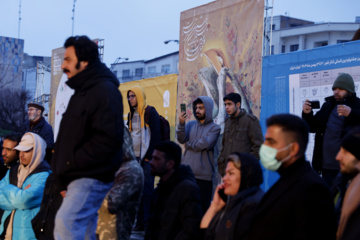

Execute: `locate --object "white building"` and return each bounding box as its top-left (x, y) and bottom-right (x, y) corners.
top-left (22, 54), bottom-right (51, 117)
top-left (264, 15), bottom-right (360, 55)
top-left (111, 51), bottom-right (179, 83)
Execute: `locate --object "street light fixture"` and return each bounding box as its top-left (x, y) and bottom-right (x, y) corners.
top-left (110, 57), bottom-right (129, 71)
top-left (164, 40), bottom-right (179, 44)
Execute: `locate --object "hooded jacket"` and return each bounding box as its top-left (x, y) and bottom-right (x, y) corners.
top-left (127, 86), bottom-right (161, 161)
top-left (0, 133), bottom-right (51, 240)
top-left (145, 165), bottom-right (203, 240)
top-left (176, 96), bottom-right (221, 181)
top-left (51, 61), bottom-right (124, 188)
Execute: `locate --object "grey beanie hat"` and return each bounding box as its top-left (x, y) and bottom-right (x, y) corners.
top-left (332, 73), bottom-right (355, 93)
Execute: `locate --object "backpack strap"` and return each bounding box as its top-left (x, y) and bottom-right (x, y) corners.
top-left (144, 105), bottom-right (152, 127)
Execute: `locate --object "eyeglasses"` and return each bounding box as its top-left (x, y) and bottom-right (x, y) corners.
top-left (128, 94), bottom-right (136, 100)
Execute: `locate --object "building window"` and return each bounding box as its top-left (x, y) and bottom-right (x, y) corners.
top-left (281, 45), bottom-right (286, 53)
top-left (122, 69), bottom-right (130, 79)
top-left (148, 66), bottom-right (156, 74)
top-left (290, 44), bottom-right (299, 52)
top-left (270, 45), bottom-right (274, 55)
top-left (271, 24), bottom-right (275, 30)
top-left (135, 68), bottom-right (143, 77)
top-left (161, 64), bottom-right (170, 73)
top-left (337, 40), bottom-right (350, 44)
top-left (314, 41), bottom-right (328, 48)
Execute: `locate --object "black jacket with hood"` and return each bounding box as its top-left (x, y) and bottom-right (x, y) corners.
top-left (51, 61), bottom-right (124, 188)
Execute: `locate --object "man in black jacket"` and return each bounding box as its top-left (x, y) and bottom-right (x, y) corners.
top-left (145, 141), bottom-right (203, 240)
top-left (52, 36), bottom-right (124, 240)
top-left (302, 73), bottom-right (360, 187)
top-left (247, 114), bottom-right (336, 240)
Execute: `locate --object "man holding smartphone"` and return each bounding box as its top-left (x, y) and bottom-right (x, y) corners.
top-left (176, 96), bottom-right (221, 212)
top-left (302, 73), bottom-right (360, 187)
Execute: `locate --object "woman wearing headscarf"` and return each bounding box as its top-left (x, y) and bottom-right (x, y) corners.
top-left (0, 132), bottom-right (50, 239)
top-left (200, 152), bottom-right (264, 240)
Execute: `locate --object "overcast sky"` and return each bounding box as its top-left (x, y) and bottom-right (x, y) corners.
top-left (0, 0), bottom-right (359, 67)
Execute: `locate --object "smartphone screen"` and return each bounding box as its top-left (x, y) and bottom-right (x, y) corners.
top-left (180, 103), bottom-right (186, 112)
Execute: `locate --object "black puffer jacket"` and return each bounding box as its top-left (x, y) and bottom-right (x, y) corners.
top-left (51, 61), bottom-right (124, 188)
top-left (145, 165), bottom-right (203, 240)
top-left (302, 94), bottom-right (360, 172)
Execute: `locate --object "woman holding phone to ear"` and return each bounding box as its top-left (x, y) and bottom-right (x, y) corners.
top-left (200, 152), bottom-right (264, 240)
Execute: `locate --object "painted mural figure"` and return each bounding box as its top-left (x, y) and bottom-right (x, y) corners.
top-left (217, 93), bottom-right (263, 177)
top-left (198, 48), bottom-right (252, 133)
top-left (176, 96), bottom-right (221, 212)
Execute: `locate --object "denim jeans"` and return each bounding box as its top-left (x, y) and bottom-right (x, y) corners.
top-left (54, 178), bottom-right (112, 240)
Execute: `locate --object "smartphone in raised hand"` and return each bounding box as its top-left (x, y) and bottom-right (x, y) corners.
top-left (309, 100), bottom-right (320, 109)
top-left (180, 103), bottom-right (186, 112)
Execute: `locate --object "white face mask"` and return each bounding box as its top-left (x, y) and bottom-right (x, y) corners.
top-left (259, 143), bottom-right (293, 171)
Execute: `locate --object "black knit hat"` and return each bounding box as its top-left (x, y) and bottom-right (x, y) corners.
top-left (341, 132), bottom-right (360, 161)
top-left (332, 73), bottom-right (355, 93)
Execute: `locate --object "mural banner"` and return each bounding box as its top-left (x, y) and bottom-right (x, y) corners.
top-left (119, 74), bottom-right (178, 140)
top-left (178, 0), bottom-right (264, 130)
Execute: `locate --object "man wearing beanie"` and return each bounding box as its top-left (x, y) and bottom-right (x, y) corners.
top-left (335, 128), bottom-right (360, 240)
top-left (302, 73), bottom-right (360, 187)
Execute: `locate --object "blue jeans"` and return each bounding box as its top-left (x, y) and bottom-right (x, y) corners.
top-left (54, 178), bottom-right (112, 240)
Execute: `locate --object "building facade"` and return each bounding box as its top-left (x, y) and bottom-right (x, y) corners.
top-left (111, 51), bottom-right (179, 83)
top-left (264, 15), bottom-right (360, 55)
top-left (0, 36), bottom-right (24, 90)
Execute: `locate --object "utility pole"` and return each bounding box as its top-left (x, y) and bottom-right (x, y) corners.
top-left (72, 0), bottom-right (77, 36)
top-left (18, 0), bottom-right (22, 39)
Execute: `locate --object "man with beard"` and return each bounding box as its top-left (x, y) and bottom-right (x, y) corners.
top-left (303, 73), bottom-right (360, 187)
top-left (336, 128), bottom-right (360, 239)
top-left (145, 141), bottom-right (202, 240)
top-left (176, 96), bottom-right (221, 212)
top-left (1, 134), bottom-right (22, 179)
top-left (24, 102), bottom-right (54, 161)
top-left (51, 35), bottom-right (124, 239)
top-left (217, 93), bottom-right (263, 177)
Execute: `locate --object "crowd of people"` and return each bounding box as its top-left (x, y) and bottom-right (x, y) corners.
top-left (0, 34), bottom-right (359, 240)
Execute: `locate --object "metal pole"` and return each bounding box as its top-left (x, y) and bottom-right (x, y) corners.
top-left (18, 0), bottom-right (21, 39)
top-left (72, 0), bottom-right (77, 36)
